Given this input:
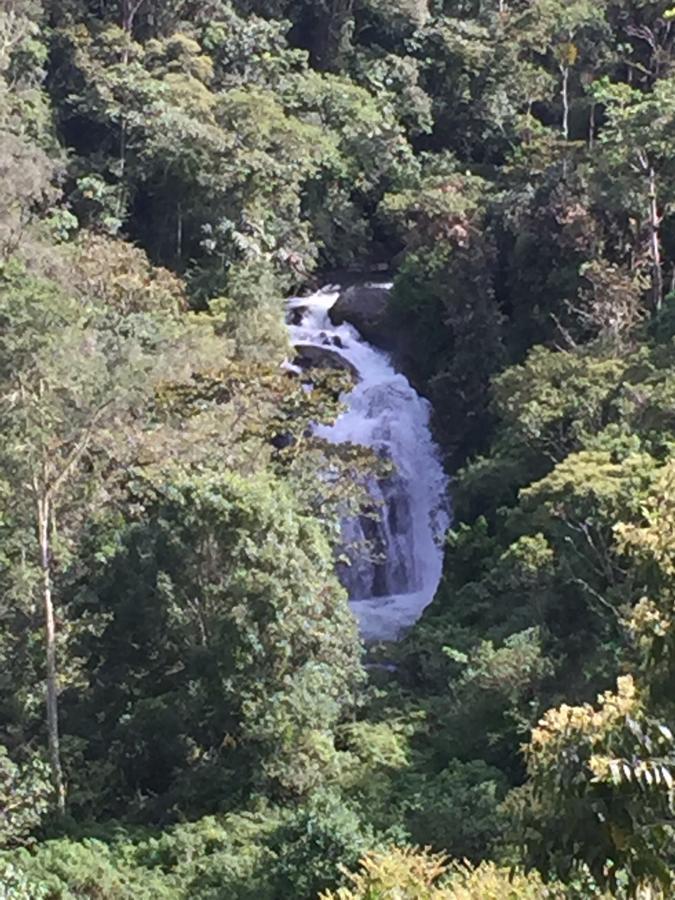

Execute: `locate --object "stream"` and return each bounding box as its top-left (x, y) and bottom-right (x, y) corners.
top-left (287, 284), bottom-right (449, 642)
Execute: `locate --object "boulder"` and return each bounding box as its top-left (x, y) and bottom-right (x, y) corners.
top-left (329, 283), bottom-right (393, 346)
top-left (317, 331), bottom-right (344, 349)
top-left (293, 342), bottom-right (358, 379)
top-left (286, 304), bottom-right (307, 326)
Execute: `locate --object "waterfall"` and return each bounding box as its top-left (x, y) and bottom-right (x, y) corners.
top-left (287, 284), bottom-right (449, 641)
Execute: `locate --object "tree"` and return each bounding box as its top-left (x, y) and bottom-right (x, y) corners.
top-left (0, 5), bottom-right (42, 77)
top-left (568, 259), bottom-right (647, 349)
top-left (518, 675), bottom-right (675, 895)
top-left (65, 467), bottom-right (364, 812)
top-left (384, 168), bottom-right (504, 458)
top-left (320, 847), bottom-right (561, 899)
top-left (320, 847), bottom-right (453, 899)
top-left (0, 746), bottom-right (51, 849)
top-left (616, 460), bottom-right (675, 688)
top-left (512, 0), bottom-right (610, 140)
top-left (491, 347), bottom-right (626, 463)
top-left (0, 260), bottom-right (177, 812)
top-left (593, 76), bottom-right (675, 313)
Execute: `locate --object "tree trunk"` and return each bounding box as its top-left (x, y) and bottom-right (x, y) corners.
top-left (38, 495), bottom-right (65, 815)
top-left (122, 0), bottom-right (144, 36)
top-left (561, 64), bottom-right (570, 140)
top-left (119, 1), bottom-right (132, 200)
top-left (115, 118), bottom-right (127, 220)
top-left (647, 165), bottom-right (664, 313)
top-left (588, 101), bottom-right (596, 150)
top-left (120, 118), bottom-right (127, 174)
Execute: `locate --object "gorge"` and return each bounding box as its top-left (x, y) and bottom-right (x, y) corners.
top-left (5, 1), bottom-right (675, 893)
top-left (288, 285), bottom-right (449, 642)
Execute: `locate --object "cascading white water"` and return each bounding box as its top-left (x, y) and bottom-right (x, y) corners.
top-left (287, 284), bottom-right (449, 642)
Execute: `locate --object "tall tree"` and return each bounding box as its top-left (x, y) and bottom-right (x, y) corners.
top-left (0, 260), bottom-right (176, 811)
top-left (594, 75), bottom-right (675, 312)
top-left (515, 0), bottom-right (609, 140)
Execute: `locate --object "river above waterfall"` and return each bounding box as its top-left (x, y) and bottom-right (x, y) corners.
top-left (287, 285), bottom-right (449, 642)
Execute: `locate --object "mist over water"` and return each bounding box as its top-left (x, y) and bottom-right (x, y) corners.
top-left (287, 285), bottom-right (449, 641)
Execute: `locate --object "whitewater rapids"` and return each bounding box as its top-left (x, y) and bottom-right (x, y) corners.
top-left (287, 285), bottom-right (449, 642)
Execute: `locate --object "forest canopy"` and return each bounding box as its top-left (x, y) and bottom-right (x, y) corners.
top-left (2, 0), bottom-right (675, 897)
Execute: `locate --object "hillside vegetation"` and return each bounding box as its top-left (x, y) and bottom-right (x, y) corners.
top-left (2, 0), bottom-right (675, 897)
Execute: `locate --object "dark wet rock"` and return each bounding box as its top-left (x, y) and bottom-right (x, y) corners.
top-left (318, 331), bottom-right (345, 349)
top-left (293, 342), bottom-right (358, 378)
top-left (329, 283), bottom-right (395, 347)
top-left (286, 305), bottom-right (307, 326)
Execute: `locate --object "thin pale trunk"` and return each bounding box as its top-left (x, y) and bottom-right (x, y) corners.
top-left (176, 200), bottom-right (183, 261)
top-left (122, 4), bottom-right (132, 60)
top-left (561, 65), bottom-right (570, 140)
top-left (647, 165), bottom-right (664, 313)
top-left (38, 495), bottom-right (65, 815)
top-left (120, 0), bottom-right (130, 208)
top-left (588, 101), bottom-right (596, 150)
top-left (121, 0), bottom-right (145, 57)
top-left (122, 0), bottom-right (141, 37)
top-left (116, 119), bottom-right (127, 220)
top-left (120, 119), bottom-right (126, 176)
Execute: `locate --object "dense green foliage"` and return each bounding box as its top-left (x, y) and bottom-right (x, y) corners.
top-left (3, 0), bottom-right (675, 897)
